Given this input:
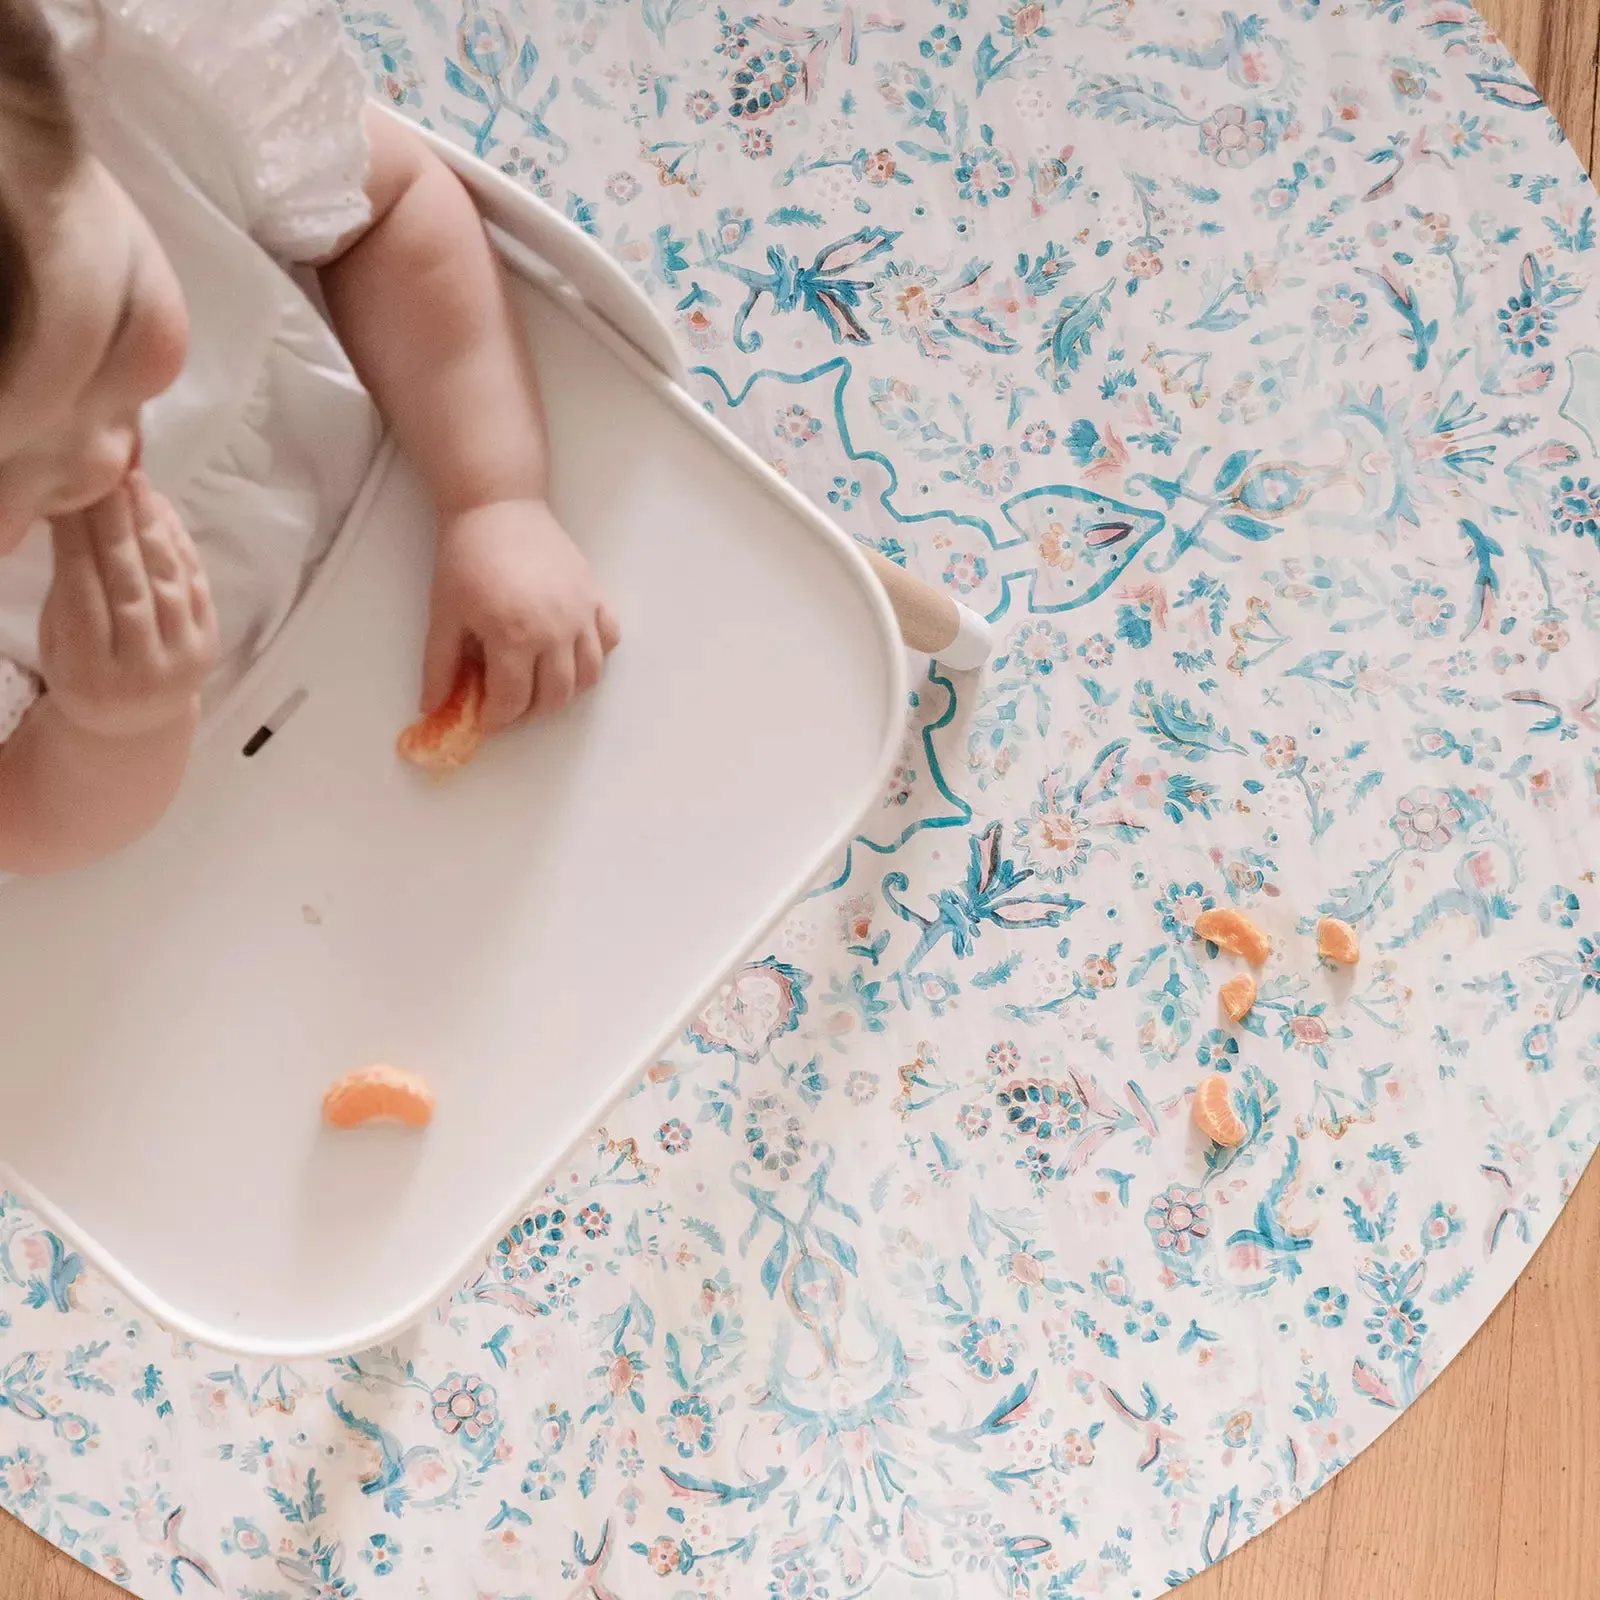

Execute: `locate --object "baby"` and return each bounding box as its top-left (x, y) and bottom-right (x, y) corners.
top-left (0, 0), bottom-right (617, 873)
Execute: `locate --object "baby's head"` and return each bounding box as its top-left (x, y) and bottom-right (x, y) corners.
top-left (0, 0), bottom-right (188, 551)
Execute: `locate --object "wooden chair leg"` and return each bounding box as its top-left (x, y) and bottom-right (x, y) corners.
top-left (860, 547), bottom-right (993, 670)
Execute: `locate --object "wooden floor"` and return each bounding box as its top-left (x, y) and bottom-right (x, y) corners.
top-left (4, 1), bottom-right (1600, 1595)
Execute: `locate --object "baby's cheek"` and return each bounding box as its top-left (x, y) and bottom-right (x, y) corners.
top-left (142, 302), bottom-right (188, 399)
top-left (127, 279), bottom-right (190, 404)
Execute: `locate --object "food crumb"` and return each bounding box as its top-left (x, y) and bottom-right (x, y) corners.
top-left (301, 905), bottom-right (322, 926)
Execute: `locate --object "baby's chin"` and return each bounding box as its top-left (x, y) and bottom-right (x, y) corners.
top-left (19, 455), bottom-right (144, 535)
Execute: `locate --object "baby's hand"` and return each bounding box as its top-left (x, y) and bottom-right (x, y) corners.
top-left (424, 499), bottom-right (618, 733)
top-left (40, 474), bottom-right (219, 740)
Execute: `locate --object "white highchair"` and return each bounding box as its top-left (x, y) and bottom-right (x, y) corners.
top-left (0, 107), bottom-right (992, 1357)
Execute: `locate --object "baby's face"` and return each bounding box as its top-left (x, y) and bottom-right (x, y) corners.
top-left (0, 158), bottom-right (188, 553)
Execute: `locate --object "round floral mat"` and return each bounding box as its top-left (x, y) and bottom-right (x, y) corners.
top-left (5, 2), bottom-right (1600, 1595)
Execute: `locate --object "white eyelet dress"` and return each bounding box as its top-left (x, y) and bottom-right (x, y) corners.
top-left (0, 0), bottom-right (383, 740)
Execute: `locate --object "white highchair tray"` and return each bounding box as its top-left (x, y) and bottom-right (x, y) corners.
top-left (0, 146), bottom-right (906, 1356)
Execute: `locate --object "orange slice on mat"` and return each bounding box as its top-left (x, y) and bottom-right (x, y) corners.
top-left (398, 658), bottom-right (486, 774)
top-left (1192, 1072), bottom-right (1247, 1147)
top-left (323, 1064), bottom-right (435, 1130)
top-left (1316, 915), bottom-right (1360, 966)
top-left (1194, 906), bottom-right (1272, 966)
top-left (1219, 972), bottom-right (1257, 1023)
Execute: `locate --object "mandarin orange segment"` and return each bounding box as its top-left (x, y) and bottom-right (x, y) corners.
top-left (1192, 1072), bottom-right (1247, 1147)
top-left (322, 1064), bottom-right (435, 1130)
top-left (1219, 972), bottom-right (1257, 1023)
top-left (1316, 915), bottom-right (1360, 966)
top-left (398, 657), bottom-right (486, 774)
top-left (1194, 906), bottom-right (1272, 966)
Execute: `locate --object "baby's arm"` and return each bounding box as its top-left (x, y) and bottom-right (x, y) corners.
top-left (0, 707), bottom-right (195, 875)
top-left (318, 113), bottom-right (617, 734)
top-left (0, 478), bottom-right (218, 874)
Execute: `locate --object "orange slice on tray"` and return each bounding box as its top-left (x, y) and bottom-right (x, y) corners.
top-left (1194, 906), bottom-right (1272, 966)
top-left (1192, 1072), bottom-right (1247, 1147)
top-left (398, 658), bottom-right (486, 774)
top-left (1316, 915), bottom-right (1360, 966)
top-left (323, 1064), bottom-right (435, 1130)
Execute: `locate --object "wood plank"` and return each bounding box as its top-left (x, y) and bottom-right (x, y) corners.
top-left (1478, 0), bottom-right (1600, 171)
top-left (1593, 35), bottom-right (1600, 173)
top-left (1182, 1289), bottom-right (1513, 1600)
top-left (1540, 0), bottom-right (1600, 173)
top-left (1493, 1156), bottom-right (1600, 1600)
top-left (0, 1516), bottom-right (113, 1600)
top-left (1178, 1487), bottom-right (1333, 1600)
top-left (1319, 1298), bottom-right (1514, 1600)
top-left (1480, 0), bottom-right (1545, 87)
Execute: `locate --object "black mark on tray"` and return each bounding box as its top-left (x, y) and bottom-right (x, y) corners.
top-left (242, 687), bottom-right (310, 757)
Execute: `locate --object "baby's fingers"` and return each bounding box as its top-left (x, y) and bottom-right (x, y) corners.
top-left (45, 509), bottom-right (112, 643)
top-left (119, 475), bottom-right (207, 661)
top-left (574, 626), bottom-right (604, 695)
top-left (128, 473), bottom-right (183, 585)
top-left (83, 487), bottom-right (154, 648)
top-left (158, 553), bottom-right (217, 665)
top-left (421, 600), bottom-right (467, 715)
top-left (483, 639), bottom-right (537, 734)
top-left (142, 522), bottom-right (196, 650)
top-left (528, 645), bottom-right (576, 722)
top-left (173, 529), bottom-right (217, 636)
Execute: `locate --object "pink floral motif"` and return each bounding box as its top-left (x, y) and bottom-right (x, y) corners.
top-left (863, 148), bottom-right (898, 185)
top-left (1126, 755), bottom-right (1167, 809)
top-left (1082, 954), bottom-right (1117, 989)
top-left (431, 1374), bottom-right (498, 1441)
top-left (686, 958), bottom-right (808, 1061)
top-left (1290, 1013), bottom-right (1328, 1046)
top-left (1262, 734), bottom-right (1298, 769)
top-left (1145, 1186), bottom-right (1212, 1255)
top-left (1391, 788), bottom-right (1462, 851)
top-left (839, 894), bottom-right (875, 943)
top-left (1200, 104), bottom-right (1267, 167)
